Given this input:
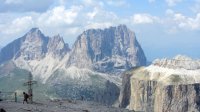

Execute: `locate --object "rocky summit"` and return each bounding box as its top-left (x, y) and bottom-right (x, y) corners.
top-left (0, 28), bottom-right (70, 64)
top-left (119, 55), bottom-right (200, 112)
top-left (67, 24), bottom-right (146, 74)
top-left (0, 25), bottom-right (146, 105)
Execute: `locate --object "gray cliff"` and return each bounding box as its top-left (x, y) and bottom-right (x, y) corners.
top-left (67, 25), bottom-right (146, 74)
top-left (119, 56), bottom-right (200, 112)
top-left (0, 28), bottom-right (70, 64)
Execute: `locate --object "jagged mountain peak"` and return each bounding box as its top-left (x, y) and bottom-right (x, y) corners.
top-left (82, 24), bottom-right (128, 34)
top-left (29, 27), bottom-right (40, 32)
top-left (118, 24), bottom-right (127, 28)
top-left (27, 27), bottom-right (43, 37)
top-left (51, 34), bottom-right (64, 42)
top-left (115, 24), bottom-right (128, 30)
top-left (67, 25), bottom-right (146, 74)
top-left (86, 24), bottom-right (128, 32)
top-left (23, 28), bottom-right (47, 45)
top-left (174, 54), bottom-right (193, 60)
top-left (0, 27), bottom-right (70, 63)
top-left (47, 34), bottom-right (70, 58)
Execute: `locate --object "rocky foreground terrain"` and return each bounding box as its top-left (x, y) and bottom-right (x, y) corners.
top-left (0, 100), bottom-right (133, 112)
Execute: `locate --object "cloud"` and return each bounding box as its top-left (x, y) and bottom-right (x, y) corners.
top-left (131, 14), bottom-right (159, 24)
top-left (81, 0), bottom-right (104, 8)
top-left (148, 0), bottom-right (156, 3)
top-left (190, 0), bottom-right (200, 13)
top-left (4, 0), bottom-right (23, 4)
top-left (0, 0), bottom-right (55, 12)
top-left (0, 16), bottom-right (34, 45)
top-left (0, 16), bottom-right (34, 35)
top-left (166, 9), bottom-right (174, 15)
top-left (106, 0), bottom-right (129, 7)
top-left (130, 10), bottom-right (200, 34)
top-left (87, 7), bottom-right (98, 20)
top-left (0, 3), bottom-right (121, 46)
top-left (86, 7), bottom-right (118, 21)
top-left (37, 6), bottom-right (82, 27)
top-left (82, 0), bottom-right (93, 5)
top-left (166, 9), bottom-right (200, 30)
top-left (176, 13), bottom-right (200, 30)
top-left (165, 0), bottom-right (182, 6)
top-left (0, 5), bottom-right (83, 45)
top-left (0, 0), bottom-right (199, 48)
top-left (82, 6), bottom-right (120, 30)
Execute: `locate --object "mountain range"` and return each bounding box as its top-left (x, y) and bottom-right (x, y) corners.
top-left (0, 25), bottom-right (146, 105)
top-left (1, 24), bottom-right (200, 112)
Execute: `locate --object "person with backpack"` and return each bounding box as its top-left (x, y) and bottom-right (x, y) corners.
top-left (23, 92), bottom-right (29, 104)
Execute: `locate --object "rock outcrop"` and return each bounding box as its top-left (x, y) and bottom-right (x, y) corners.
top-left (67, 25), bottom-right (146, 74)
top-left (119, 55), bottom-right (200, 112)
top-left (0, 28), bottom-right (70, 64)
top-left (47, 34), bottom-right (70, 58)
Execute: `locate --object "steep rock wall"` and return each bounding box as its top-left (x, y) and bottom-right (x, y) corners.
top-left (120, 67), bottom-right (200, 112)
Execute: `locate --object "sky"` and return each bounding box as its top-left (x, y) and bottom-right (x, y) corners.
top-left (0, 0), bottom-right (199, 61)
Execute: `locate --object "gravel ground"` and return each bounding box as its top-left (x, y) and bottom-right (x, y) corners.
top-left (0, 100), bottom-right (133, 112)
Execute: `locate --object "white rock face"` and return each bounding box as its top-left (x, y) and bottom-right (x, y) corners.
top-left (14, 54), bottom-right (70, 83)
top-left (19, 28), bottom-right (48, 60)
top-left (152, 55), bottom-right (200, 70)
top-left (146, 55), bottom-right (200, 84)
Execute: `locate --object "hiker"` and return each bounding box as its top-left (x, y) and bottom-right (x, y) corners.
top-left (0, 91), bottom-right (2, 101)
top-left (23, 92), bottom-right (29, 104)
top-left (0, 108), bottom-right (6, 112)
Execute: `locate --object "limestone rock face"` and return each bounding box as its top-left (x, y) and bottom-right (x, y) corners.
top-left (0, 28), bottom-right (70, 64)
top-left (17, 28), bottom-right (49, 60)
top-left (119, 56), bottom-right (200, 112)
top-left (118, 71), bottom-right (132, 108)
top-left (67, 25), bottom-right (146, 74)
top-left (47, 34), bottom-right (70, 58)
top-left (0, 28), bottom-right (70, 82)
top-left (126, 78), bottom-right (200, 112)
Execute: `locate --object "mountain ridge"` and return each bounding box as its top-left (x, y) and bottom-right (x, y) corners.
top-left (0, 27), bottom-right (70, 64)
top-left (0, 25), bottom-right (147, 105)
top-left (0, 24), bottom-right (146, 77)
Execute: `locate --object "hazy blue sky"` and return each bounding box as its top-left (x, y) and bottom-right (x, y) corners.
top-left (0, 0), bottom-right (199, 61)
